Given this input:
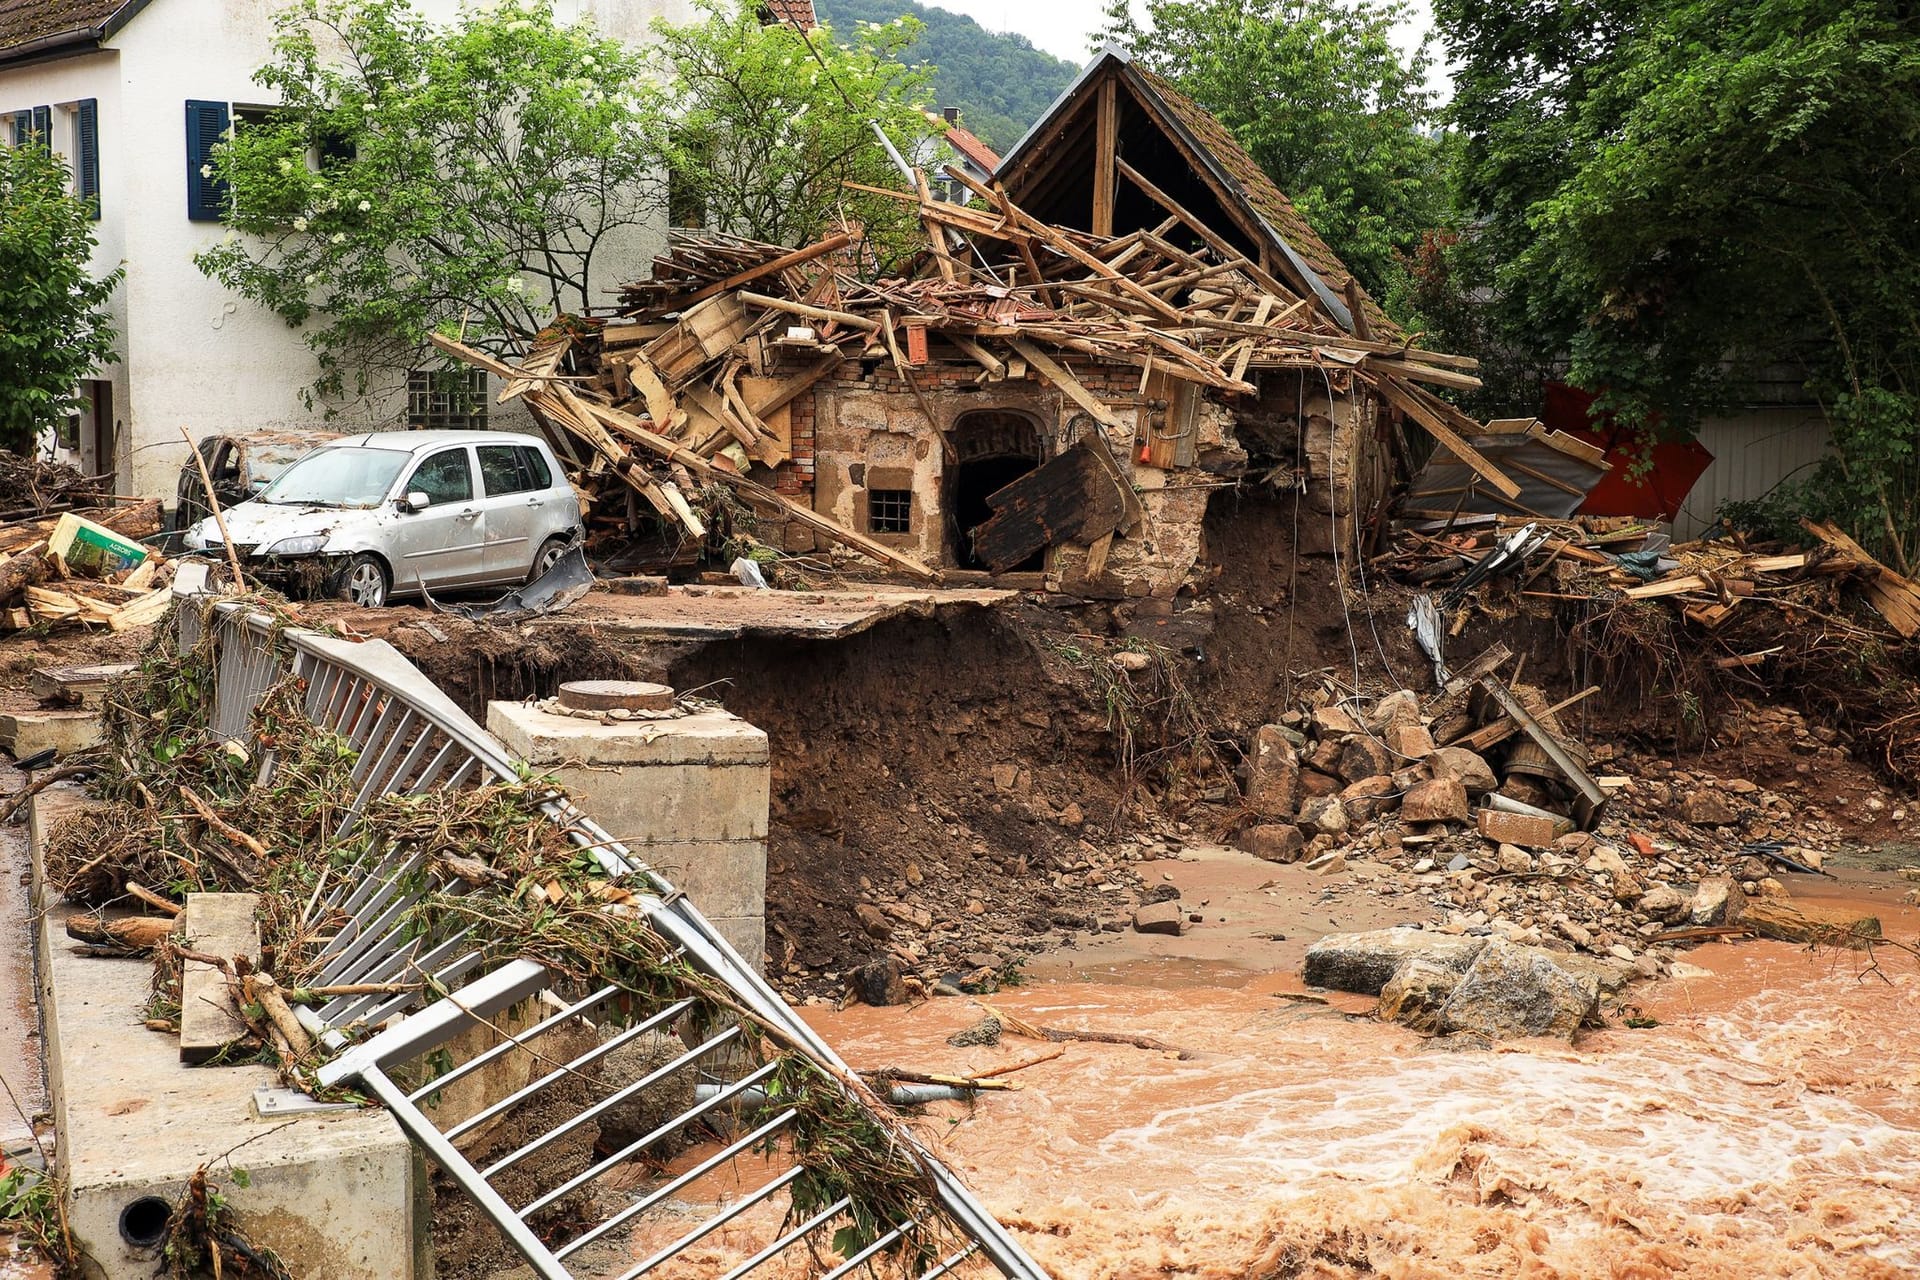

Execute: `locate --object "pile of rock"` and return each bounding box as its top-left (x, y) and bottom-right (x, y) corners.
top-left (1234, 681), bottom-right (1883, 981)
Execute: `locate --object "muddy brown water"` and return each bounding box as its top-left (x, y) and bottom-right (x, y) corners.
top-left (595, 879), bottom-right (1920, 1279)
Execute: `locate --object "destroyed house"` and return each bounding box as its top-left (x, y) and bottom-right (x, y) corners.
top-left (455, 53), bottom-right (1495, 596)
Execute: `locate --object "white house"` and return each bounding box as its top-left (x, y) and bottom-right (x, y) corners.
top-left (0, 0), bottom-right (699, 499)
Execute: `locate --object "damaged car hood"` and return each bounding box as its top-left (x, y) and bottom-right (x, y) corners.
top-left (189, 500), bottom-right (392, 552)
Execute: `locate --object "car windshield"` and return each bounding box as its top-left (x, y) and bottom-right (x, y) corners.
top-left (259, 447), bottom-right (410, 508)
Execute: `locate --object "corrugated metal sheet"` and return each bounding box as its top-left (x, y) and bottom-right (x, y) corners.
top-left (1672, 408), bottom-right (1832, 538)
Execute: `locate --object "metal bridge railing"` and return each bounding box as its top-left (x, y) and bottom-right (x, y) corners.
top-left (179, 596), bottom-right (1048, 1280)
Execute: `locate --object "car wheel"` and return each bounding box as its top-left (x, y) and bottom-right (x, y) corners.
top-left (527, 536), bottom-right (571, 584)
top-left (336, 554), bottom-right (390, 608)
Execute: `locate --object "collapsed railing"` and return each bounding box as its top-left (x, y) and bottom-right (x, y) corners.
top-left (183, 596), bottom-right (1048, 1280)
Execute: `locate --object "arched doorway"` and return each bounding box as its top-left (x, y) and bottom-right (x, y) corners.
top-left (948, 409), bottom-right (1044, 570)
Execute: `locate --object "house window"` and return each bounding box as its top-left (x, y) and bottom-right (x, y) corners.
top-left (407, 368), bottom-right (490, 430)
top-left (868, 489), bottom-right (912, 534)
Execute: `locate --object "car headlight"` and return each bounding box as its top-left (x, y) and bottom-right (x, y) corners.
top-left (263, 535), bottom-right (328, 556)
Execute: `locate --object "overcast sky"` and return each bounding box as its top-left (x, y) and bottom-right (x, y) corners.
top-left (911, 0), bottom-right (1451, 97)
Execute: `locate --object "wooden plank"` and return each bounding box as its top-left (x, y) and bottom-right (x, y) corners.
top-left (971, 439), bottom-right (1128, 572)
top-left (1624, 574), bottom-right (1709, 599)
top-left (1008, 338), bottom-right (1128, 431)
top-left (108, 585), bottom-right (173, 632)
top-left (943, 333), bottom-right (1008, 381)
top-left (1370, 372), bottom-right (1522, 500)
top-left (740, 355), bottom-right (840, 418)
top-left (737, 290), bottom-right (880, 335)
top-left (1092, 76), bottom-right (1118, 238)
top-left (1526, 426), bottom-right (1610, 468)
top-left (179, 892), bottom-right (261, 1065)
top-left (673, 233), bottom-right (852, 310)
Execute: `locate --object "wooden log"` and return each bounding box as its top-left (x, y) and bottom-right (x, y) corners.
top-left (1741, 897), bottom-right (1882, 948)
top-left (737, 291), bottom-right (880, 335)
top-left (0, 547), bottom-right (50, 603)
top-left (66, 913), bottom-right (179, 951)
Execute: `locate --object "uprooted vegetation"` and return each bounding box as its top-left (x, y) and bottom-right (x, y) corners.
top-left (39, 599), bottom-right (983, 1276)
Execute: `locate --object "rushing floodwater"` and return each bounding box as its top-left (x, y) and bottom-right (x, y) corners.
top-left (804, 937), bottom-right (1920, 1278)
top-left (606, 928), bottom-right (1920, 1278)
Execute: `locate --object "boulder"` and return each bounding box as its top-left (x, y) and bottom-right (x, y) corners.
top-left (1636, 884), bottom-right (1690, 923)
top-left (854, 903), bottom-right (892, 940)
top-left (1303, 927), bottom-right (1488, 995)
top-left (1369, 689), bottom-right (1424, 734)
top-left (1307, 737), bottom-right (1346, 775)
top-left (1401, 777), bottom-right (1469, 825)
top-left (1299, 769), bottom-right (1344, 799)
top-left (1312, 705), bottom-right (1365, 737)
top-left (1133, 900), bottom-right (1188, 935)
top-left (1299, 795), bottom-right (1349, 838)
top-left (853, 957), bottom-right (910, 1006)
top-left (1338, 775), bottom-right (1400, 823)
top-left (1428, 747), bottom-right (1498, 794)
top-left (1496, 843), bottom-right (1535, 875)
top-left (1378, 956), bottom-right (1460, 1033)
top-left (1689, 875), bottom-right (1746, 925)
top-left (1337, 735), bottom-right (1394, 784)
top-left (1241, 823), bottom-right (1305, 864)
top-left (1246, 725), bottom-right (1302, 818)
top-left (1387, 723), bottom-right (1436, 760)
top-left (1437, 939), bottom-right (1601, 1041)
top-left (1679, 789), bottom-right (1739, 827)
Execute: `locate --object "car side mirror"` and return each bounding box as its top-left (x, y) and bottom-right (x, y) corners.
top-left (402, 491), bottom-right (430, 513)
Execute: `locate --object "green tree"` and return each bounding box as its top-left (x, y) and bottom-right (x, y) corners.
top-left (1091, 0), bottom-right (1448, 302)
top-left (0, 141), bottom-right (121, 455)
top-left (650, 1), bottom-right (941, 259)
top-left (1437, 0), bottom-right (1920, 563)
top-left (815, 0), bottom-right (1079, 152)
top-left (194, 0), bottom-right (662, 406)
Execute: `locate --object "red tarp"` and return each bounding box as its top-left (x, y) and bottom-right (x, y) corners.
top-left (1540, 383), bottom-right (1715, 521)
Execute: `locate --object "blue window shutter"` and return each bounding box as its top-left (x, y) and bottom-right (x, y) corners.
top-left (184, 99), bottom-right (229, 222)
top-left (75, 99), bottom-right (100, 219)
top-left (30, 105), bottom-right (50, 141)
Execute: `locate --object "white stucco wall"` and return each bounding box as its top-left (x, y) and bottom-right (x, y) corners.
top-left (2, 0), bottom-right (693, 498)
top-left (1, 49), bottom-right (128, 478)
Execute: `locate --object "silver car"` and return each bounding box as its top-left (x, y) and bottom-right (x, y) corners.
top-left (183, 430), bottom-right (582, 608)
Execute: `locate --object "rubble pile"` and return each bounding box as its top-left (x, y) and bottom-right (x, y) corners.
top-left (0, 498), bottom-right (175, 632)
top-left (1386, 510), bottom-right (1920, 785)
top-left (1236, 655), bottom-right (1890, 1003)
top-left (432, 170), bottom-right (1493, 580)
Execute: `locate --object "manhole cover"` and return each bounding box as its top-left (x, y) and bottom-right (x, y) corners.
top-left (556, 680), bottom-right (676, 712)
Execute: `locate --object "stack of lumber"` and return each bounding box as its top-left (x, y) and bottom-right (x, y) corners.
top-left (435, 168), bottom-right (1528, 579)
top-left (0, 451), bottom-right (113, 521)
top-left (0, 499), bottom-right (174, 632)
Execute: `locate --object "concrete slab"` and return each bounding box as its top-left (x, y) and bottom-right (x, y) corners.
top-left (177, 894), bottom-right (261, 1065)
top-left (30, 663), bottom-right (136, 709)
top-left (28, 792), bottom-right (426, 1279)
top-left (530, 583), bottom-right (1017, 641)
top-left (0, 709), bottom-right (103, 759)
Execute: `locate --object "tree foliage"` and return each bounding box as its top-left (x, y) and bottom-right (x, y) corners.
top-left (194, 0), bottom-right (662, 405)
top-left (1092, 0), bottom-right (1448, 302)
top-left (0, 141), bottom-right (121, 456)
top-left (1436, 0), bottom-right (1920, 563)
top-left (815, 0), bottom-right (1078, 152)
top-left (650, 1), bottom-right (941, 259)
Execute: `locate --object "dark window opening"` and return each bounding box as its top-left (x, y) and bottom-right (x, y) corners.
top-left (868, 489), bottom-right (912, 534)
top-left (407, 368), bottom-right (489, 430)
top-left (952, 455), bottom-right (1041, 570)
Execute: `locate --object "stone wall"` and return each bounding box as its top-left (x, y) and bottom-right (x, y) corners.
top-left (766, 340), bottom-right (1385, 595)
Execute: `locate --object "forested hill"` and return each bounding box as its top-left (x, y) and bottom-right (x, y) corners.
top-left (814, 0), bottom-right (1080, 153)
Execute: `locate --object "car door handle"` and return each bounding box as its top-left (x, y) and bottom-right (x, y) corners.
top-left (456, 509), bottom-right (480, 521)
